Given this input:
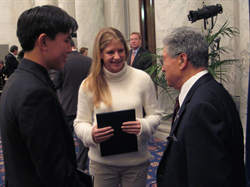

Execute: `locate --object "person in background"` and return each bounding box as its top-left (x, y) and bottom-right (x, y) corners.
top-left (157, 26), bottom-right (247, 187)
top-left (51, 38), bottom-right (92, 171)
top-left (0, 60), bottom-right (8, 85)
top-left (0, 5), bottom-right (86, 187)
top-left (17, 49), bottom-right (24, 61)
top-left (74, 27), bottom-right (162, 187)
top-left (79, 47), bottom-right (88, 56)
top-left (127, 31), bottom-right (152, 71)
top-left (5, 45), bottom-right (19, 77)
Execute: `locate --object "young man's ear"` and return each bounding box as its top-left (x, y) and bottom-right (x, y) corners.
top-left (38, 34), bottom-right (47, 50)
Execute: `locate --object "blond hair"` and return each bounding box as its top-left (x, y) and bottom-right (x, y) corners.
top-left (130, 31), bottom-right (142, 39)
top-left (83, 27), bottom-right (129, 108)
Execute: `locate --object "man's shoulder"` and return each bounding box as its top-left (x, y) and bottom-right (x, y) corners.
top-left (5, 53), bottom-right (13, 60)
top-left (130, 66), bottom-right (151, 78)
top-left (81, 55), bottom-right (92, 62)
top-left (139, 47), bottom-right (151, 54)
top-left (2, 70), bottom-right (48, 102)
top-left (68, 52), bottom-right (92, 62)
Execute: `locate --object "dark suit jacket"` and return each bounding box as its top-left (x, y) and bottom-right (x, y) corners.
top-left (51, 51), bottom-right (92, 116)
top-left (126, 47), bottom-right (152, 71)
top-left (5, 52), bottom-right (19, 77)
top-left (0, 58), bottom-right (85, 187)
top-left (157, 73), bottom-right (247, 187)
top-left (0, 66), bottom-right (7, 86)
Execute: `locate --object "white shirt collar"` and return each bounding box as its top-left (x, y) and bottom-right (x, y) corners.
top-left (179, 70), bottom-right (208, 107)
top-left (132, 47), bottom-right (140, 56)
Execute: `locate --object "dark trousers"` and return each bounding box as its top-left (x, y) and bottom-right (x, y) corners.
top-left (68, 115), bottom-right (89, 170)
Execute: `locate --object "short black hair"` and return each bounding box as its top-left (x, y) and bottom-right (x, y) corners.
top-left (17, 5), bottom-right (78, 52)
top-left (10, 45), bottom-right (18, 53)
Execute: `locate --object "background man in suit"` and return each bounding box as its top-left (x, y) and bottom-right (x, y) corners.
top-left (0, 5), bottom-right (86, 186)
top-left (127, 32), bottom-right (152, 71)
top-left (5, 45), bottom-right (19, 77)
top-left (157, 26), bottom-right (246, 187)
top-left (51, 38), bottom-right (92, 171)
top-left (0, 60), bottom-right (7, 86)
top-left (79, 47), bottom-right (88, 56)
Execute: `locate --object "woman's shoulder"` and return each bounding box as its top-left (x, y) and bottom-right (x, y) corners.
top-left (79, 79), bottom-right (94, 96)
top-left (129, 66), bottom-right (151, 79)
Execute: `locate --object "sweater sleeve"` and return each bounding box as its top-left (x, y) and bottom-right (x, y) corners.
top-left (74, 82), bottom-right (96, 147)
top-left (137, 74), bottom-right (162, 138)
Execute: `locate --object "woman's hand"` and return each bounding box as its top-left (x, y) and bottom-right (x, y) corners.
top-left (122, 120), bottom-right (141, 135)
top-left (92, 125), bottom-right (114, 143)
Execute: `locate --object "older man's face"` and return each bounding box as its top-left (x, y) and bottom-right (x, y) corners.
top-left (161, 46), bottom-right (182, 90)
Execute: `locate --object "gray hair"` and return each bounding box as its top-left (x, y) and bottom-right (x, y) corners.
top-left (162, 26), bottom-right (208, 68)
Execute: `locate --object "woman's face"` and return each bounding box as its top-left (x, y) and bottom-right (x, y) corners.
top-left (101, 38), bottom-right (126, 73)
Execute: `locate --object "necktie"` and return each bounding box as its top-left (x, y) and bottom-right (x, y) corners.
top-left (172, 97), bottom-right (180, 125)
top-left (130, 51), bottom-right (136, 66)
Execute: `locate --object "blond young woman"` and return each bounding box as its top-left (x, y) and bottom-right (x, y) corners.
top-left (74, 27), bottom-right (162, 187)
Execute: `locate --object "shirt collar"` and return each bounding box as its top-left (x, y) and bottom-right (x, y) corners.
top-left (179, 69), bottom-right (208, 107)
top-left (132, 47), bottom-right (141, 55)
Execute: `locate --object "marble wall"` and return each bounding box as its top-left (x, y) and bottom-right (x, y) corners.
top-left (0, 0), bottom-right (249, 135)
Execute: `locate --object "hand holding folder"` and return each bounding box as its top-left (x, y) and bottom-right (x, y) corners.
top-left (96, 109), bottom-right (138, 157)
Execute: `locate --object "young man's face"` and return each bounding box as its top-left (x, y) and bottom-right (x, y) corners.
top-left (45, 32), bottom-right (72, 71)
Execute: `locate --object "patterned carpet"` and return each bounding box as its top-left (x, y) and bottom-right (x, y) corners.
top-left (0, 135), bottom-right (166, 187)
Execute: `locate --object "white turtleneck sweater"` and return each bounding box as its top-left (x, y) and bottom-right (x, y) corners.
top-left (74, 63), bottom-right (162, 166)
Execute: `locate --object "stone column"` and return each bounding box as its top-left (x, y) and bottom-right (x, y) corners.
top-left (0, 0), bottom-right (32, 49)
top-left (58, 0), bottom-right (76, 19)
top-left (103, 0), bottom-right (125, 36)
top-left (34, 0), bottom-right (58, 6)
top-left (75, 0), bottom-right (105, 57)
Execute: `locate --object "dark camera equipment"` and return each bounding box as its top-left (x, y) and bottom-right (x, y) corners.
top-left (71, 33), bottom-right (77, 38)
top-left (188, 4), bottom-right (223, 30)
top-left (188, 4), bottom-right (223, 23)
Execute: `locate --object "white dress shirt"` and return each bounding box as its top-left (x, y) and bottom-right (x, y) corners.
top-left (179, 70), bottom-right (208, 107)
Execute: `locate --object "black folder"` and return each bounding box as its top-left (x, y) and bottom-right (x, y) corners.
top-left (77, 168), bottom-right (94, 187)
top-left (96, 109), bottom-right (138, 157)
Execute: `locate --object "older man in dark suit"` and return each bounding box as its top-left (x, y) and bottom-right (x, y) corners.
top-left (51, 38), bottom-right (92, 171)
top-left (157, 26), bottom-right (246, 187)
top-left (127, 32), bottom-right (151, 71)
top-left (0, 5), bottom-right (86, 187)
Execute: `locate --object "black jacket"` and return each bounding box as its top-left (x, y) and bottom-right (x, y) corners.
top-left (127, 47), bottom-right (152, 71)
top-left (5, 53), bottom-right (19, 77)
top-left (157, 73), bottom-right (247, 187)
top-left (0, 58), bottom-right (85, 187)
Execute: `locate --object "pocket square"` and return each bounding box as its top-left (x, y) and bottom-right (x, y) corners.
top-left (167, 134), bottom-right (178, 141)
